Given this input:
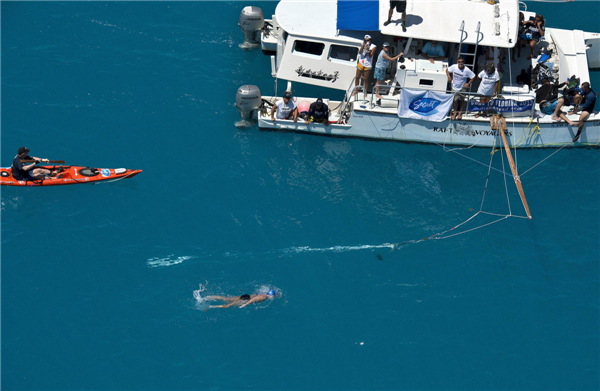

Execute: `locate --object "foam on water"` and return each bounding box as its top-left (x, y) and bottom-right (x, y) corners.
top-left (234, 119), bottom-right (253, 128)
top-left (277, 243), bottom-right (397, 254)
top-left (146, 254), bottom-right (194, 268)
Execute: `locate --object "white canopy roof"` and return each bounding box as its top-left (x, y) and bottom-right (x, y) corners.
top-left (275, 0), bottom-right (520, 48)
top-left (380, 0), bottom-right (520, 48)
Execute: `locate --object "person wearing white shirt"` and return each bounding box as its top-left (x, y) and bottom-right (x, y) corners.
top-left (352, 35), bottom-right (377, 98)
top-left (271, 91), bottom-right (298, 122)
top-left (446, 57), bottom-right (475, 120)
top-left (475, 63), bottom-right (500, 118)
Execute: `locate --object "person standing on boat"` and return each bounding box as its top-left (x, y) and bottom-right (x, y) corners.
top-left (305, 98), bottom-right (330, 126)
top-left (271, 91), bottom-right (298, 122)
top-left (569, 82), bottom-right (596, 142)
top-left (383, 0), bottom-right (407, 32)
top-left (446, 57), bottom-right (475, 120)
top-left (517, 14), bottom-right (545, 60)
top-left (420, 41), bottom-right (445, 64)
top-left (352, 35), bottom-right (376, 98)
top-left (11, 147), bottom-right (54, 181)
top-left (374, 42), bottom-right (403, 105)
top-left (475, 63), bottom-right (500, 118)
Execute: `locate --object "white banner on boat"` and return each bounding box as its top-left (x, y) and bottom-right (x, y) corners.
top-left (397, 89), bottom-right (453, 122)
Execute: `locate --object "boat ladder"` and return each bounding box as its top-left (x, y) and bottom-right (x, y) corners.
top-left (457, 21), bottom-right (483, 70)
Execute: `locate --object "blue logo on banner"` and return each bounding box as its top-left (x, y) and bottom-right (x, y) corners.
top-left (101, 169), bottom-right (110, 177)
top-left (409, 97), bottom-right (441, 115)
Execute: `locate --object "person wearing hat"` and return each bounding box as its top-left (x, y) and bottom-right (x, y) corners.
top-left (305, 98), bottom-right (330, 126)
top-left (475, 63), bottom-right (501, 118)
top-left (271, 91), bottom-right (298, 123)
top-left (374, 43), bottom-right (404, 105)
top-left (383, 0), bottom-right (407, 32)
top-left (352, 35), bottom-right (377, 98)
top-left (10, 147), bottom-right (54, 181)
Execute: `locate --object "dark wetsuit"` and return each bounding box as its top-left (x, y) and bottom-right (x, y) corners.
top-left (535, 81), bottom-right (567, 103)
top-left (307, 102), bottom-right (329, 124)
top-left (11, 155), bottom-right (33, 180)
top-left (579, 89), bottom-right (596, 113)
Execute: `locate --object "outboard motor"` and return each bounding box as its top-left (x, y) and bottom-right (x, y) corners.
top-left (239, 6), bottom-right (264, 48)
top-left (235, 85), bottom-right (262, 125)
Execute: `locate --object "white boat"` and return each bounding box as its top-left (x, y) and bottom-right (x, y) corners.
top-left (235, 0), bottom-right (600, 149)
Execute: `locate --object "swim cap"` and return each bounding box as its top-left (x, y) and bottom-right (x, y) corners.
top-left (267, 290), bottom-right (276, 296)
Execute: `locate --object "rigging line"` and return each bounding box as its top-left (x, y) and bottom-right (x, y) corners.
top-left (430, 215), bottom-right (510, 240)
top-left (520, 126), bottom-right (593, 177)
top-left (506, 48), bottom-right (519, 170)
top-left (400, 125), bottom-right (514, 177)
top-left (480, 211), bottom-right (530, 219)
top-left (479, 140), bottom-right (497, 212)
top-left (425, 211), bottom-right (481, 241)
top-left (520, 143), bottom-right (570, 176)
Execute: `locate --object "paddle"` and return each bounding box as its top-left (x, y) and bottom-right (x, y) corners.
top-left (21, 160), bottom-right (65, 164)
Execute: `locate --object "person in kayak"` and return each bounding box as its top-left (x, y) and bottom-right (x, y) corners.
top-left (11, 147), bottom-right (56, 180)
top-left (204, 290), bottom-right (276, 309)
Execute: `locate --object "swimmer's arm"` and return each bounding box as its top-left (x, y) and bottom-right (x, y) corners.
top-left (239, 297), bottom-right (262, 308)
top-left (210, 302), bottom-right (238, 309)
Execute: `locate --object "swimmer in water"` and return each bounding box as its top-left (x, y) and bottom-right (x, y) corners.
top-left (204, 290), bottom-right (276, 309)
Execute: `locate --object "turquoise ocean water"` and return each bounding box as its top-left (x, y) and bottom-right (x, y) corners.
top-left (2, 2), bottom-right (599, 390)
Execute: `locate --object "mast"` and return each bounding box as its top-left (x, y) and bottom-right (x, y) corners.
top-left (493, 115), bottom-right (532, 219)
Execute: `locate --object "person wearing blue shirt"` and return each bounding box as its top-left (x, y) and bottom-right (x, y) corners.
top-left (570, 82), bottom-right (596, 142)
top-left (420, 41), bottom-right (445, 64)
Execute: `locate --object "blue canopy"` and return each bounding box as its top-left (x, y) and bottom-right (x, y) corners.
top-left (336, 0), bottom-right (380, 31)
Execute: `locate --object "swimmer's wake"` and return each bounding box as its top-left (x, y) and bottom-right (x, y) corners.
top-left (275, 243), bottom-right (397, 254)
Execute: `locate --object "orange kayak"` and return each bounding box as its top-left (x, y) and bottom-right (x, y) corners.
top-left (1, 165), bottom-right (142, 187)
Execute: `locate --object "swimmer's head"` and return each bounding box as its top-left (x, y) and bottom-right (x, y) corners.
top-left (267, 290), bottom-right (276, 297)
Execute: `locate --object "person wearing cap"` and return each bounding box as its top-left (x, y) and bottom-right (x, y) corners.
top-left (352, 35), bottom-right (377, 98)
top-left (420, 41), bottom-right (445, 64)
top-left (271, 91), bottom-right (298, 123)
top-left (383, 0), bottom-right (407, 32)
top-left (305, 98), bottom-right (329, 126)
top-left (446, 57), bottom-right (476, 120)
top-left (374, 43), bottom-right (403, 105)
top-left (204, 290), bottom-right (277, 309)
top-left (10, 147), bottom-right (54, 181)
top-left (475, 62), bottom-right (500, 118)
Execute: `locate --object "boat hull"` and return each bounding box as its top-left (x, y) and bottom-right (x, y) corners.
top-left (259, 111), bottom-right (600, 148)
top-left (0, 166), bottom-right (142, 187)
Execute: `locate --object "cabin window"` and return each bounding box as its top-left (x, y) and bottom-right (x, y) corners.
top-left (329, 45), bottom-right (358, 62)
top-left (419, 79), bottom-right (434, 87)
top-left (293, 40), bottom-right (325, 56)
